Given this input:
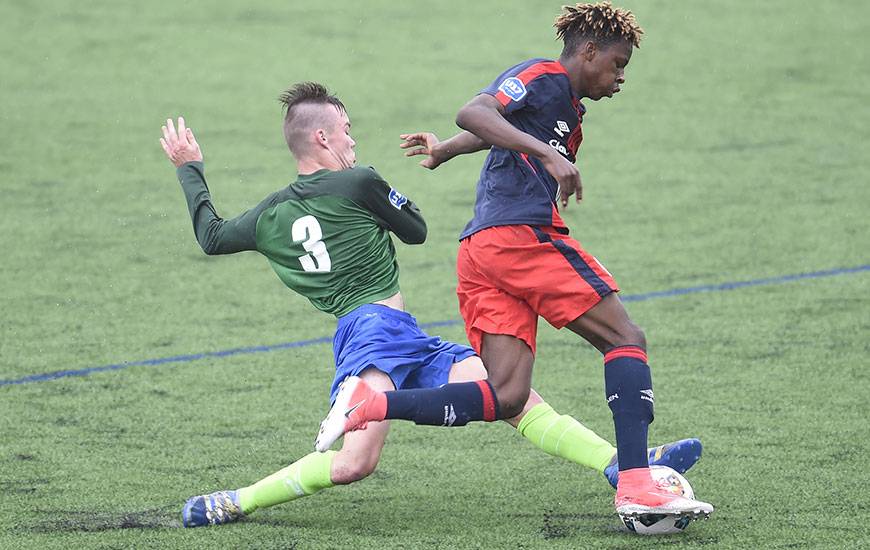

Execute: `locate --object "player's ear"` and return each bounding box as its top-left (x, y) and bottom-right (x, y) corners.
top-left (583, 40), bottom-right (597, 61)
top-left (316, 128), bottom-right (328, 147)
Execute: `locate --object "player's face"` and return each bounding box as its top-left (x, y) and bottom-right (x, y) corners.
top-left (585, 40), bottom-right (633, 100)
top-left (325, 106), bottom-right (356, 169)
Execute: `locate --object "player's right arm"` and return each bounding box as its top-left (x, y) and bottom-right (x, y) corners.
top-left (400, 131), bottom-right (490, 170)
top-left (161, 117), bottom-right (261, 255)
top-left (456, 90), bottom-right (582, 205)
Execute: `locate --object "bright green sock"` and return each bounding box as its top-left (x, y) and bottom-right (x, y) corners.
top-left (517, 403), bottom-right (616, 473)
top-left (237, 451), bottom-right (336, 514)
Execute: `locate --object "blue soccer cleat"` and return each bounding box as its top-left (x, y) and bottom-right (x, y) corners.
top-left (604, 438), bottom-right (703, 489)
top-left (182, 490), bottom-right (244, 527)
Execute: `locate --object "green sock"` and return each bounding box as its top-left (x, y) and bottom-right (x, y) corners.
top-left (517, 403), bottom-right (615, 473)
top-left (237, 451), bottom-right (336, 514)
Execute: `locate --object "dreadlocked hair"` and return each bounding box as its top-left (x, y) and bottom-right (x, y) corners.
top-left (554, 2), bottom-right (643, 55)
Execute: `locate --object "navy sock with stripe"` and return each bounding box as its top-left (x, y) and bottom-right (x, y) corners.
top-left (384, 380), bottom-right (499, 426)
top-left (604, 346), bottom-right (654, 471)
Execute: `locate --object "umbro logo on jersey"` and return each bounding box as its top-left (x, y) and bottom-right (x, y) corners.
top-left (389, 188), bottom-right (408, 210)
top-left (554, 120), bottom-right (570, 137)
top-left (498, 77), bottom-right (527, 101)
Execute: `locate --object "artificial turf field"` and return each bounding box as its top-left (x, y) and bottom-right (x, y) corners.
top-left (2, 0), bottom-right (868, 548)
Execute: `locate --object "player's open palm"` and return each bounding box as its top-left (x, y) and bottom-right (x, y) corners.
top-left (541, 150), bottom-right (583, 207)
top-left (400, 132), bottom-right (444, 170)
top-left (160, 117), bottom-right (203, 168)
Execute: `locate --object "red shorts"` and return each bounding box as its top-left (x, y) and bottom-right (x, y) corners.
top-left (456, 225), bottom-right (619, 355)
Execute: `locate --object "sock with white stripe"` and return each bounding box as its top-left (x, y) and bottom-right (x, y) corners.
top-left (237, 451), bottom-right (336, 514)
top-left (516, 402), bottom-right (615, 472)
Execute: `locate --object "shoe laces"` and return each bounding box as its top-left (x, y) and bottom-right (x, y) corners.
top-left (205, 493), bottom-right (241, 524)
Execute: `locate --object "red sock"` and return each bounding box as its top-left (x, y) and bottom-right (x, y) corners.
top-left (366, 391), bottom-right (388, 421)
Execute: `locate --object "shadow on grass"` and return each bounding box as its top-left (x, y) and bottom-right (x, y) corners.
top-left (30, 508), bottom-right (181, 532)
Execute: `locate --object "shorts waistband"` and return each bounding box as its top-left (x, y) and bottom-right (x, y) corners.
top-left (338, 303), bottom-right (417, 326)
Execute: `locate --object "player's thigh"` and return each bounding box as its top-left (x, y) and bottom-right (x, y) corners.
top-left (504, 228), bottom-right (619, 332)
top-left (447, 355), bottom-right (488, 383)
top-left (480, 333), bottom-right (535, 417)
top-left (458, 231), bottom-right (540, 355)
top-left (564, 292), bottom-right (645, 352)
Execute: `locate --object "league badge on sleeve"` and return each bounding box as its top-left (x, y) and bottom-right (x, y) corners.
top-left (389, 188), bottom-right (408, 210)
top-left (498, 77), bottom-right (527, 101)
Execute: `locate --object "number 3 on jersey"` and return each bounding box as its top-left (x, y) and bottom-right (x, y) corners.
top-left (291, 215), bottom-right (331, 273)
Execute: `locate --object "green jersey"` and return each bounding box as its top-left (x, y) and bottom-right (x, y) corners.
top-left (176, 161), bottom-right (427, 317)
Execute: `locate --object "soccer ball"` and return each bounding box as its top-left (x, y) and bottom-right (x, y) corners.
top-left (620, 466), bottom-right (696, 535)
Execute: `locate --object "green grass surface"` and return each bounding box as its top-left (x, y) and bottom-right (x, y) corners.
top-left (2, 1), bottom-right (868, 548)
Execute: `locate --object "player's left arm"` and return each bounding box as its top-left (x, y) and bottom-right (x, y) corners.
top-left (349, 167), bottom-right (427, 245)
top-left (399, 131), bottom-right (490, 170)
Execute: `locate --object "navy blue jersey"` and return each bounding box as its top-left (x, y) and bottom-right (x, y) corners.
top-left (460, 59), bottom-right (586, 240)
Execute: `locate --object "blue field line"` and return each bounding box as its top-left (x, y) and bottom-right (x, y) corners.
top-left (2, 264), bottom-right (868, 388)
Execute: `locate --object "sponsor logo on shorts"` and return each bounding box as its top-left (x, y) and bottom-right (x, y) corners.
top-left (606, 393), bottom-right (619, 403)
top-left (640, 389), bottom-right (655, 404)
top-left (389, 188), bottom-right (408, 209)
top-left (498, 77), bottom-right (527, 101)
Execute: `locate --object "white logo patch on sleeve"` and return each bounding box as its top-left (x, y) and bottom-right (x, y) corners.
top-left (498, 77), bottom-right (527, 101)
top-left (388, 188), bottom-right (408, 209)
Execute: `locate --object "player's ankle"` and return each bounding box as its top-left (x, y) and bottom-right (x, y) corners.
top-left (367, 390), bottom-right (388, 421)
top-left (616, 467), bottom-right (652, 492)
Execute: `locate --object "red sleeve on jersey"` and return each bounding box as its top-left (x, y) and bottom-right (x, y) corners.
top-left (491, 60), bottom-right (569, 110)
top-left (514, 61), bottom-right (568, 85)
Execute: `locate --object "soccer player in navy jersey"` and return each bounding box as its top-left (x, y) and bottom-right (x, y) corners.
top-left (322, 2), bottom-right (713, 520)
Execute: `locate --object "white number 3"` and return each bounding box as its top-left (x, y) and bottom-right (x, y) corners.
top-left (291, 215), bottom-right (331, 272)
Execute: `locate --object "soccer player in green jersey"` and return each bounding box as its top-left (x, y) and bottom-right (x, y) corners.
top-left (160, 82), bottom-right (700, 527)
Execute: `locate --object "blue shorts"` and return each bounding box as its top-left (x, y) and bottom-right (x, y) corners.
top-left (330, 304), bottom-right (477, 404)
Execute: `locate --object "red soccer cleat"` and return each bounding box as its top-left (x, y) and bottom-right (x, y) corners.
top-left (615, 467), bottom-right (714, 519)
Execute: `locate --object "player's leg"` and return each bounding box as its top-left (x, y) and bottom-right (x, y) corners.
top-left (446, 355), bottom-right (700, 485)
top-left (448, 355), bottom-right (616, 472)
top-left (315, 230), bottom-right (551, 451)
top-left (564, 269), bottom-right (711, 516)
top-left (500, 225), bottom-right (710, 516)
top-left (566, 293), bottom-right (650, 473)
top-left (182, 368), bottom-right (393, 527)
top-left (315, 310), bottom-right (507, 452)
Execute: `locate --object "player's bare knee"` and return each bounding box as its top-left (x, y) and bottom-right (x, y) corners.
top-left (495, 384), bottom-right (531, 419)
top-left (333, 456), bottom-right (378, 484)
top-left (347, 460), bottom-right (378, 483)
top-left (611, 321), bottom-right (646, 349)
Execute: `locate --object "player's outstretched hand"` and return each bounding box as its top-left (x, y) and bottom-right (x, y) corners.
top-left (541, 149), bottom-right (583, 207)
top-left (160, 117), bottom-right (203, 168)
top-left (400, 132), bottom-right (444, 170)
